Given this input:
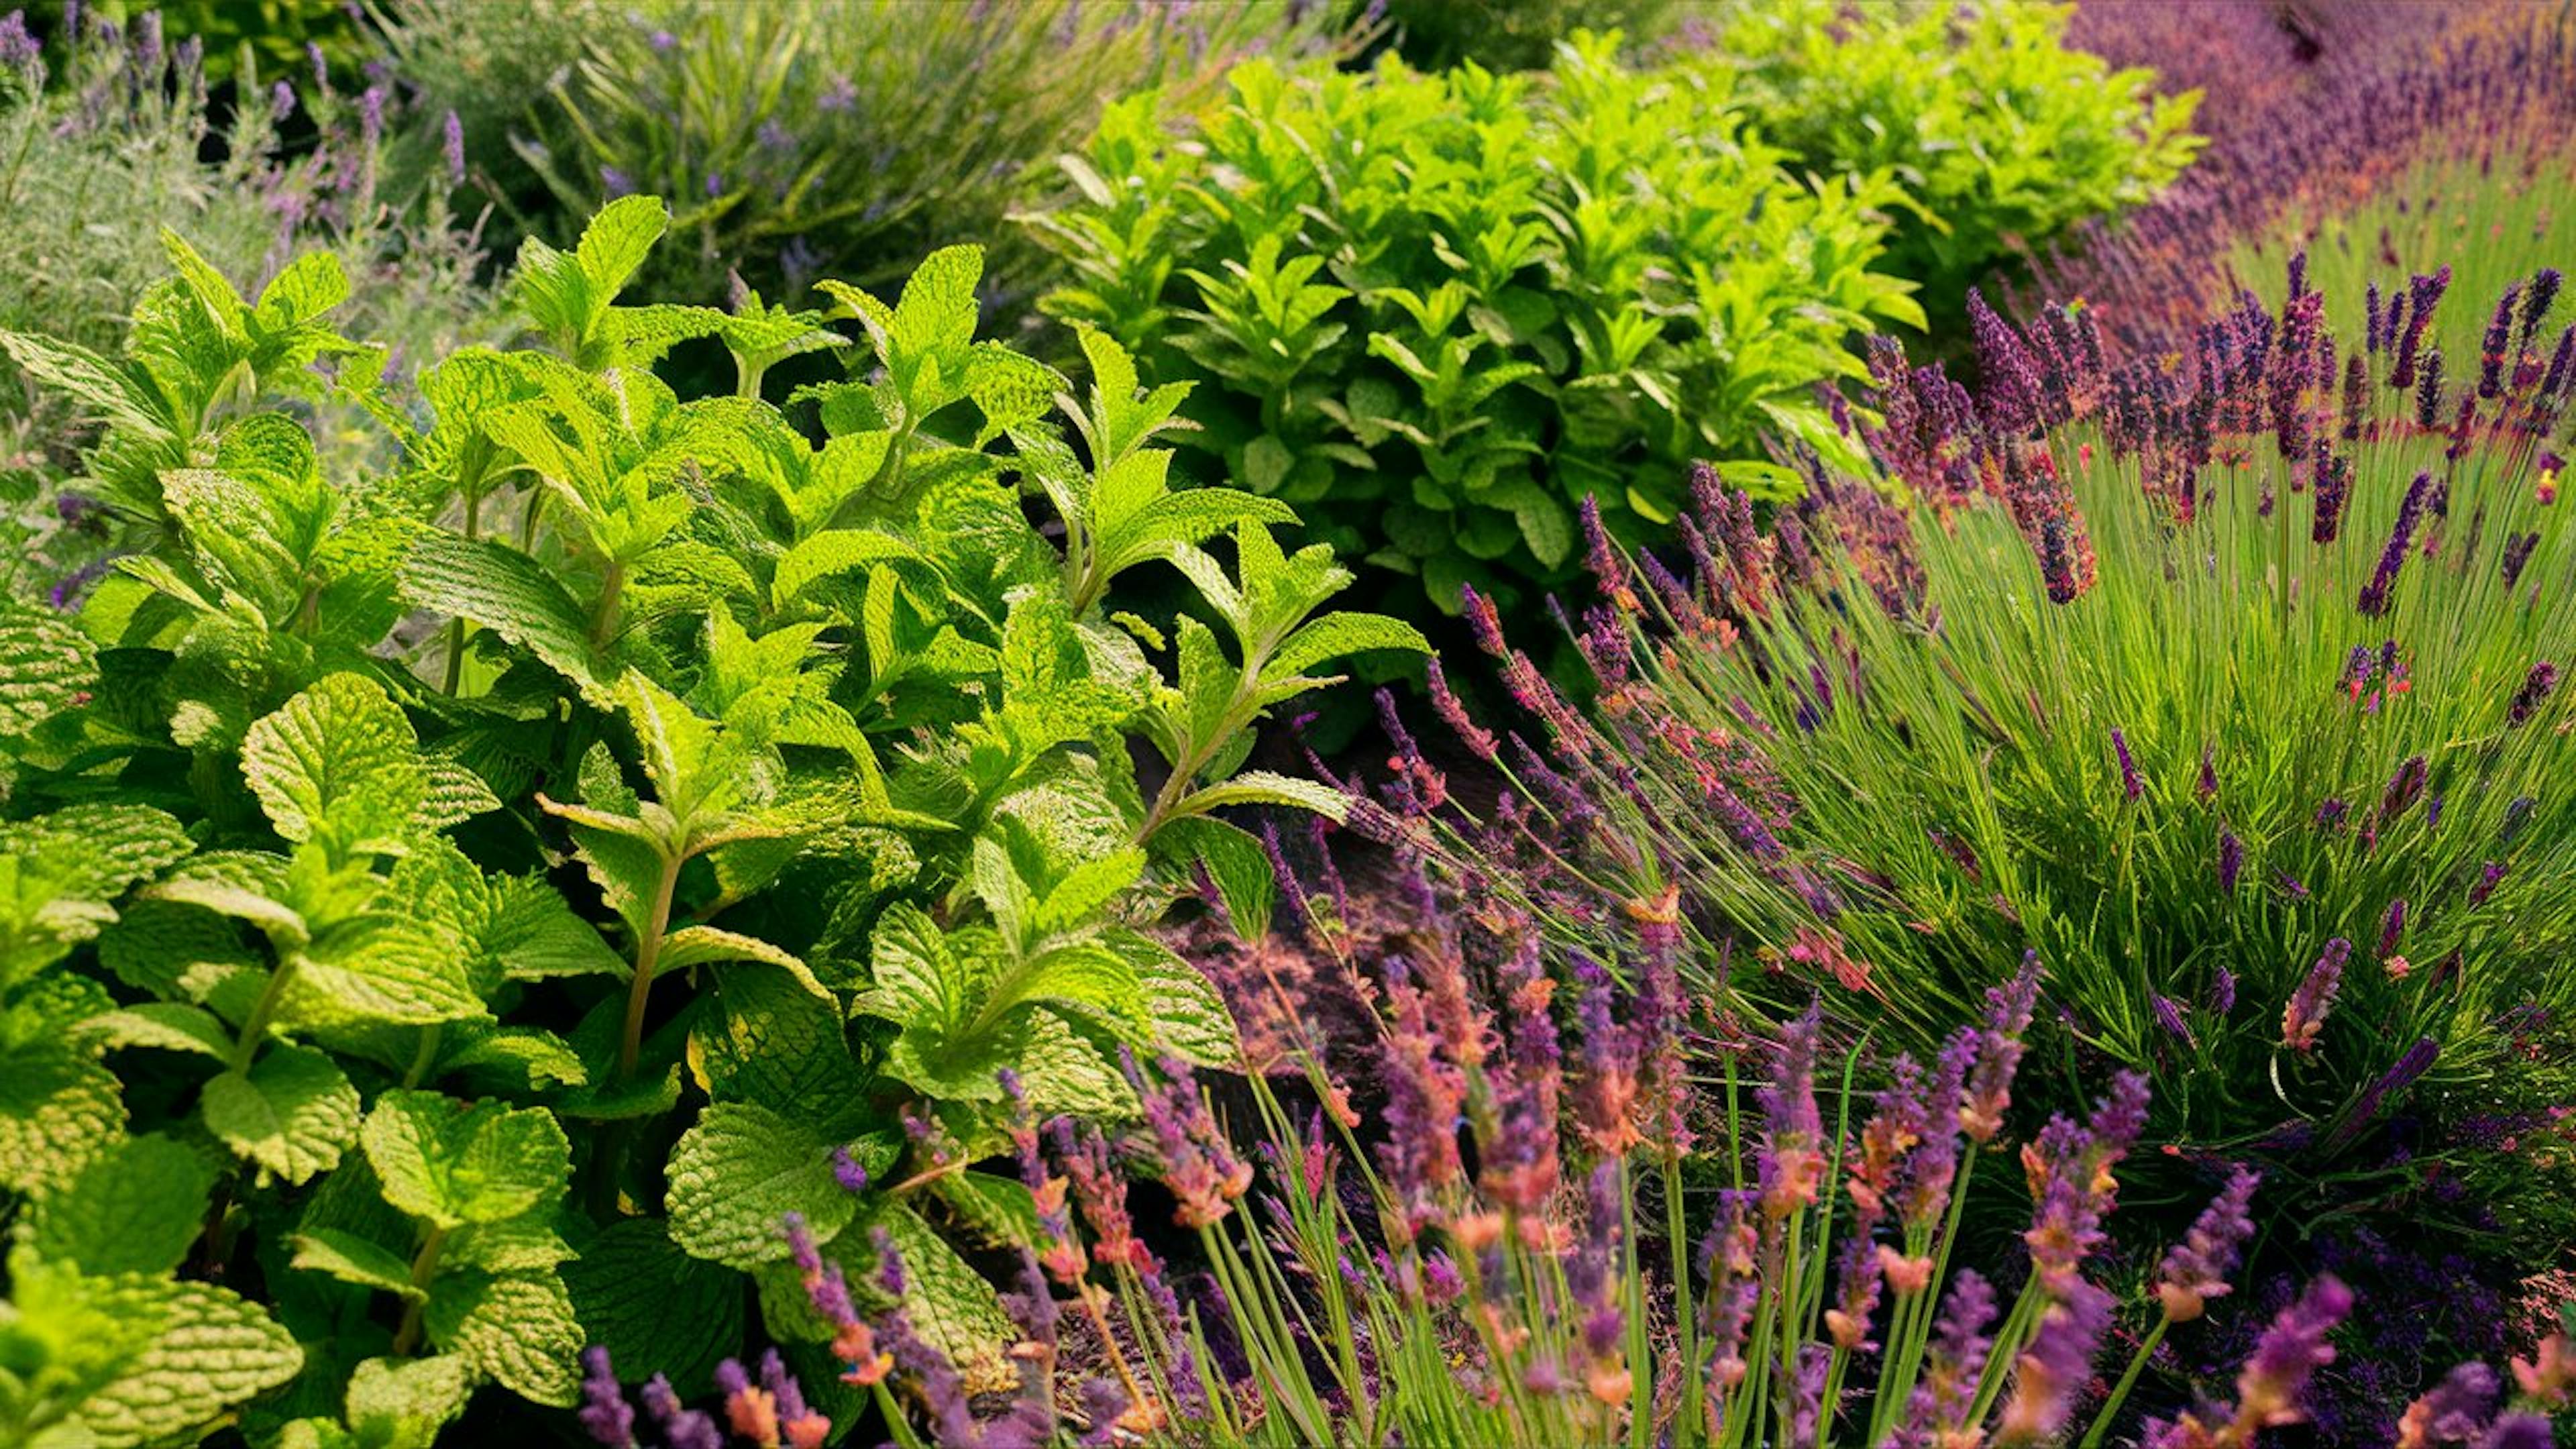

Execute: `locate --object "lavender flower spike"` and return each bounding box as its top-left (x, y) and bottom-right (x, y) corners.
top-left (2156, 1168), bottom-right (2259, 1322)
top-left (2282, 938), bottom-right (2351, 1050)
top-left (2112, 726), bottom-right (2143, 801)
top-left (577, 1346), bottom-right (637, 1448)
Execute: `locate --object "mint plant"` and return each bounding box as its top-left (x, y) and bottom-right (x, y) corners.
top-left (0, 195), bottom-right (1420, 1440)
top-left (1028, 36), bottom-right (1924, 620)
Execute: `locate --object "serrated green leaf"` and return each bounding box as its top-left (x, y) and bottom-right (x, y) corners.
top-left (1166, 769), bottom-right (1351, 824)
top-left (289, 1228), bottom-right (425, 1303)
top-left (871, 1201), bottom-right (1015, 1390)
top-left (1104, 929), bottom-right (1240, 1067)
top-left (202, 1043), bottom-right (360, 1185)
top-left (396, 533), bottom-right (608, 700)
top-left (0, 1042), bottom-right (125, 1195)
top-left (0, 602), bottom-right (99, 736)
top-left (360, 1089), bottom-right (571, 1230)
top-left (423, 1269), bottom-right (582, 1406)
top-left (24, 1134), bottom-right (217, 1277)
top-left (1267, 610), bottom-right (1432, 679)
top-left (339, 1354), bottom-right (478, 1449)
top-left (560, 1218), bottom-right (744, 1397)
top-left (665, 1102), bottom-right (855, 1269)
top-left (80, 1002), bottom-right (234, 1059)
top-left (286, 912), bottom-right (485, 1028)
top-left (240, 674), bottom-right (431, 855)
top-left (6, 1250), bottom-right (305, 1449)
top-left (691, 963), bottom-right (868, 1122)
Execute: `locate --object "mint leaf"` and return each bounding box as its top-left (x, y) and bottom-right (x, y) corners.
top-left (396, 533), bottom-right (608, 700)
top-left (341, 1354), bottom-right (478, 1449)
top-left (561, 1218), bottom-right (744, 1396)
top-left (14, 1256), bottom-right (306, 1449)
top-left (0, 602), bottom-right (98, 736)
top-left (24, 1134), bottom-right (217, 1277)
top-left (202, 1043), bottom-right (362, 1185)
top-left (665, 1102), bottom-right (857, 1269)
top-left (288, 1228), bottom-right (425, 1303)
top-left (360, 1090), bottom-right (571, 1230)
top-left (422, 1269), bottom-right (583, 1407)
top-left (241, 674), bottom-right (433, 855)
top-left (0, 1040), bottom-right (125, 1195)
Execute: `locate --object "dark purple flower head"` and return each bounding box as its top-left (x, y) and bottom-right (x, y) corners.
top-left (2399, 1361), bottom-right (2500, 1444)
top-left (831, 1144), bottom-right (869, 1195)
top-left (2153, 993), bottom-right (2192, 1043)
top-left (2218, 829), bottom-right (2243, 894)
top-left (2508, 661), bottom-right (2559, 725)
top-left (2210, 966), bottom-right (2237, 1015)
top-left (2480, 283), bottom-right (2522, 398)
top-left (2112, 727), bottom-right (2143, 801)
top-left (578, 1346), bottom-right (636, 1448)
top-left (2479, 1413), bottom-right (2557, 1449)
top-left (2415, 347), bottom-right (2447, 429)
top-left (2359, 472), bottom-right (2433, 616)
top-left (0, 11), bottom-right (37, 66)
top-left (2378, 897), bottom-right (2407, 959)
top-left (1964, 953), bottom-right (2042, 1141)
top-left (639, 1375), bottom-right (721, 1449)
top-left (2198, 744), bottom-right (2220, 801)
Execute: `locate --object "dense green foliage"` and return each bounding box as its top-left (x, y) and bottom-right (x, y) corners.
top-left (1719, 0), bottom-right (2200, 331)
top-left (1032, 36), bottom-right (1923, 620)
top-left (0, 197), bottom-right (1419, 1443)
top-left (375, 0), bottom-right (1346, 307)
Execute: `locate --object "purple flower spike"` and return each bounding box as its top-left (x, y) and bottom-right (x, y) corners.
top-left (2233, 1275), bottom-right (2353, 1430)
top-left (2358, 472), bottom-right (2433, 616)
top-left (2508, 661), bottom-right (2559, 725)
top-left (2398, 1362), bottom-right (2500, 1445)
top-left (2156, 1168), bottom-right (2259, 1322)
top-left (2112, 727), bottom-right (2143, 802)
top-left (2282, 938), bottom-right (2351, 1051)
top-left (577, 1346), bottom-right (636, 1448)
top-left (2209, 967), bottom-right (2237, 1015)
top-left (831, 1145), bottom-right (869, 1195)
top-left (2377, 898), bottom-right (2406, 959)
top-left (2218, 829), bottom-right (2243, 894)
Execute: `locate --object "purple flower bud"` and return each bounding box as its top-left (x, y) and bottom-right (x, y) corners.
top-left (2358, 472), bottom-right (2433, 616)
top-left (577, 1347), bottom-right (636, 1448)
top-left (441, 109), bottom-right (466, 184)
top-left (2519, 269), bottom-right (2563, 358)
top-left (2472, 859), bottom-right (2508, 906)
top-left (639, 1375), bottom-right (720, 1449)
top-left (2197, 744), bottom-right (2220, 802)
top-left (2233, 1276), bottom-right (2353, 1429)
top-left (831, 1145), bottom-right (869, 1195)
top-left (2508, 661), bottom-right (2559, 725)
top-left (2415, 347), bottom-right (2447, 429)
top-left (2480, 1413), bottom-right (2557, 1449)
top-left (2210, 967), bottom-right (2237, 1014)
top-left (2503, 531), bottom-right (2540, 588)
top-left (0, 12), bottom-right (37, 66)
top-left (2153, 993), bottom-right (2192, 1043)
top-left (2481, 283), bottom-right (2522, 398)
top-left (2378, 897), bottom-right (2406, 959)
top-left (2156, 1167), bottom-right (2258, 1321)
top-left (270, 79), bottom-right (297, 120)
top-left (2282, 937), bottom-right (2351, 1050)
top-left (2218, 829), bottom-right (2243, 894)
top-left (2112, 727), bottom-right (2143, 802)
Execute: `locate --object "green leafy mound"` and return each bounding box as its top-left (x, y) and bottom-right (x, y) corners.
top-left (1029, 35), bottom-right (1927, 621)
top-left (0, 195), bottom-right (1421, 1444)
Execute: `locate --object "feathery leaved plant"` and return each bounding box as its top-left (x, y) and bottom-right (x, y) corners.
top-left (0, 193), bottom-right (1423, 1444)
top-left (571, 851), bottom-right (2576, 1447)
top-left (1399, 258), bottom-right (2576, 1275)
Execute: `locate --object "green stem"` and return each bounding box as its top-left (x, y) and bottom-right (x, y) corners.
top-left (440, 479), bottom-right (485, 696)
top-left (390, 1225), bottom-right (447, 1356)
top-left (401, 1024), bottom-right (443, 1090)
top-left (2079, 1316), bottom-right (2170, 1449)
top-left (614, 850), bottom-right (684, 1083)
top-left (229, 955), bottom-right (300, 1073)
top-left (588, 558), bottom-right (627, 649)
top-left (735, 352), bottom-right (768, 400)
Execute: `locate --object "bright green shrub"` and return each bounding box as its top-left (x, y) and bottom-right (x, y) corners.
top-left (374, 0), bottom-right (1347, 307)
top-left (0, 196), bottom-right (1420, 1441)
top-left (1029, 36), bottom-right (1923, 619)
top-left (1718, 0), bottom-right (2201, 329)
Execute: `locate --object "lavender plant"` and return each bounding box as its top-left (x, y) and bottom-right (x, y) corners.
top-left (0, 3), bottom-right (495, 609)
top-left (592, 847), bottom-right (2576, 1446)
top-left (370, 0), bottom-right (1351, 309)
top-left (0, 195), bottom-right (1419, 1442)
